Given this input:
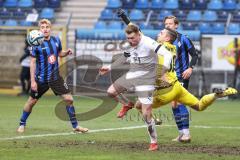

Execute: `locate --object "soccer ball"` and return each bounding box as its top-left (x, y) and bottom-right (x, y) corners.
top-left (27, 30), bottom-right (44, 46)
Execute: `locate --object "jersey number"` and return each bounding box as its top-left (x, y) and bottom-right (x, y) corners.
top-left (168, 55), bottom-right (176, 72)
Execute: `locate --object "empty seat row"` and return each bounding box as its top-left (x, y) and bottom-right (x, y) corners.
top-left (94, 20), bottom-right (240, 35)
top-left (0, 19), bottom-right (33, 26)
top-left (0, 7), bottom-right (55, 21)
top-left (199, 22), bottom-right (240, 34)
top-left (107, 0), bottom-right (178, 9)
top-left (100, 8), bottom-right (240, 23)
top-left (182, 0), bottom-right (240, 10)
top-left (107, 0), bottom-right (240, 10)
top-left (0, 0), bottom-right (61, 10)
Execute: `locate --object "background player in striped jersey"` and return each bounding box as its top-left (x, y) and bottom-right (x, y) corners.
top-left (17, 19), bottom-right (88, 133)
top-left (164, 16), bottom-right (198, 142)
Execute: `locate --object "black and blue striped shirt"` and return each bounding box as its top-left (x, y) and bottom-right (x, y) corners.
top-left (31, 36), bottom-right (62, 83)
top-left (173, 33), bottom-right (197, 80)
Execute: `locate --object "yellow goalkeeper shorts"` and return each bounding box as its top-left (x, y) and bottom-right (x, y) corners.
top-left (152, 81), bottom-right (199, 108)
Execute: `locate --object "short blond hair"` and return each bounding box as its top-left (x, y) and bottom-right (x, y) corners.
top-left (125, 24), bottom-right (140, 35)
top-left (38, 19), bottom-right (51, 27)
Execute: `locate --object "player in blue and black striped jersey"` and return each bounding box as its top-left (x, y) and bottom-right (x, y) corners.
top-left (164, 16), bottom-right (198, 142)
top-left (17, 19), bottom-right (88, 133)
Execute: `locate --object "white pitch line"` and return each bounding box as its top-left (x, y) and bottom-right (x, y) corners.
top-left (1, 124), bottom-right (240, 141)
top-left (0, 125), bottom-right (146, 141)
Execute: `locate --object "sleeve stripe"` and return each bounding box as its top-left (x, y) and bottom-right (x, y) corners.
top-left (155, 44), bottom-right (161, 53)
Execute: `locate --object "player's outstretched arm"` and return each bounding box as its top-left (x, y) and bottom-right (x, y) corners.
top-left (117, 9), bottom-right (131, 25)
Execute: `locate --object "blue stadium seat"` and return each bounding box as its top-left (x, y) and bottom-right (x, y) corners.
top-left (198, 23), bottom-right (212, 34)
top-left (107, 0), bottom-right (121, 9)
top-left (122, 0), bottom-right (135, 9)
top-left (211, 23), bottom-right (225, 34)
top-left (202, 11), bottom-right (217, 21)
top-left (218, 11), bottom-right (228, 22)
top-left (18, 0), bottom-right (33, 8)
top-left (94, 21), bottom-right (107, 29)
top-left (180, 0), bottom-right (193, 10)
top-left (157, 10), bottom-right (172, 21)
top-left (232, 11), bottom-right (240, 22)
top-left (139, 21), bottom-right (153, 30)
top-left (34, 0), bottom-right (47, 10)
top-left (207, 0), bottom-right (223, 10)
top-left (177, 24), bottom-right (183, 31)
top-left (48, 0), bottom-right (61, 9)
top-left (164, 0), bottom-right (178, 9)
top-left (182, 22), bottom-right (196, 30)
top-left (100, 9), bottom-right (113, 20)
top-left (40, 8), bottom-right (55, 20)
top-left (152, 22), bottom-right (164, 30)
top-left (4, 0), bottom-right (18, 8)
top-left (0, 8), bottom-right (11, 19)
top-left (150, 0), bottom-right (164, 9)
top-left (175, 10), bottom-right (186, 21)
top-left (135, 0), bottom-right (149, 9)
top-left (0, 20), bottom-right (3, 25)
top-left (129, 9), bottom-right (144, 21)
top-left (19, 20), bottom-right (32, 26)
top-left (107, 21), bottom-right (122, 30)
top-left (186, 10), bottom-right (202, 21)
top-left (4, 19), bottom-right (18, 26)
top-left (237, 3), bottom-right (240, 10)
top-left (223, 0), bottom-right (236, 10)
top-left (0, 0), bottom-right (4, 7)
top-left (227, 23), bottom-right (240, 34)
top-left (194, 0), bottom-right (207, 9)
top-left (13, 8), bottom-right (25, 19)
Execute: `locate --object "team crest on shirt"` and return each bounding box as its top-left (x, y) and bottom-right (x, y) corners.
top-left (48, 54), bottom-right (56, 64)
top-left (178, 41), bottom-right (181, 47)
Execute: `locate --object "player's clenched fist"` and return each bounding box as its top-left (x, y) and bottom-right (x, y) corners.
top-left (99, 66), bottom-right (111, 75)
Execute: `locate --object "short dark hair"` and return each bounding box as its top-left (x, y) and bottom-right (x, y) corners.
top-left (163, 15), bottom-right (179, 25)
top-left (125, 24), bottom-right (140, 35)
top-left (165, 27), bottom-right (178, 43)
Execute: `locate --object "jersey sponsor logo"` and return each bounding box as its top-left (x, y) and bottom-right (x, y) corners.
top-left (48, 54), bottom-right (56, 64)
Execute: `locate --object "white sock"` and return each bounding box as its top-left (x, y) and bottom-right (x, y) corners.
top-left (179, 129), bottom-right (183, 135)
top-left (145, 118), bottom-right (157, 144)
top-left (183, 128), bottom-right (190, 136)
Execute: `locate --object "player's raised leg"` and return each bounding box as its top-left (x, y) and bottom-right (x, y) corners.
top-left (191, 87), bottom-right (238, 111)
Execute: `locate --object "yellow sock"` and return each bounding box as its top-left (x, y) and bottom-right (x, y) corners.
top-left (199, 93), bottom-right (216, 111)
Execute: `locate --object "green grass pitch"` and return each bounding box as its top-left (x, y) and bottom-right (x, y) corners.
top-left (0, 94), bottom-right (239, 160)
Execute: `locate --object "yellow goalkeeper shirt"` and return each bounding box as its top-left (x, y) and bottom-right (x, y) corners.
top-left (155, 42), bottom-right (178, 88)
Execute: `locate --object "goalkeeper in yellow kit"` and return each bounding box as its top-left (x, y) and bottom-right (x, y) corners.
top-left (116, 8), bottom-right (238, 127)
top-left (123, 29), bottom-right (237, 125)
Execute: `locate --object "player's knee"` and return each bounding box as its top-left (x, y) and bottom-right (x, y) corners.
top-left (28, 98), bottom-right (38, 106)
top-left (107, 89), bottom-right (117, 98)
top-left (62, 95), bottom-right (73, 105)
top-left (135, 101), bottom-right (142, 110)
top-left (191, 105), bottom-right (203, 111)
top-left (64, 98), bottom-right (73, 105)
